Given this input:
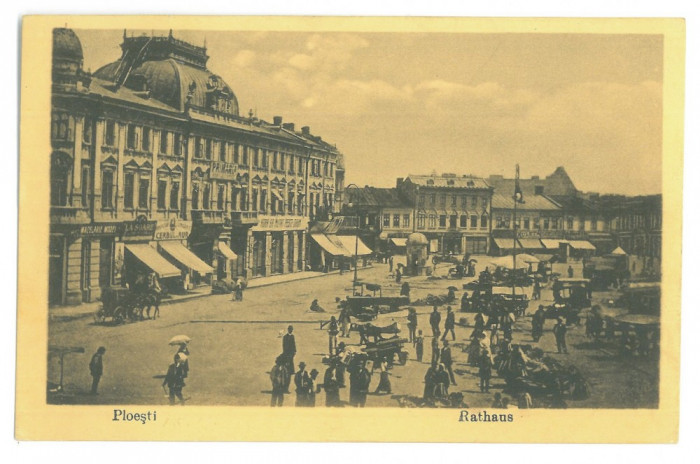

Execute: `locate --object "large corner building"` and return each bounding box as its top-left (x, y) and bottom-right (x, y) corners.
top-left (49, 29), bottom-right (344, 305)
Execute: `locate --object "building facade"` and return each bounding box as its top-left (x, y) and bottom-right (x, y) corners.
top-left (49, 29), bottom-right (343, 305)
top-left (396, 174), bottom-right (493, 255)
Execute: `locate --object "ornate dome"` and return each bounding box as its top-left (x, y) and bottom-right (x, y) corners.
top-left (53, 28), bottom-right (83, 62)
top-left (407, 232), bottom-right (429, 246)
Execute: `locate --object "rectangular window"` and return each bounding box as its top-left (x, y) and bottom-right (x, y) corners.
top-left (205, 139), bottom-right (213, 160)
top-left (543, 218), bottom-right (550, 230)
top-left (105, 120), bottom-right (116, 146)
top-left (439, 194), bottom-right (446, 207)
top-left (449, 215), bottom-right (457, 228)
top-left (81, 166), bottom-right (90, 207)
top-left (192, 184), bottom-right (200, 210)
top-left (451, 195), bottom-right (457, 207)
top-left (123, 172), bottom-right (135, 209)
top-left (417, 213), bottom-right (426, 229)
top-left (393, 214), bottom-right (400, 227)
top-left (289, 155), bottom-right (295, 174)
top-left (461, 196), bottom-right (467, 208)
top-left (101, 170), bottom-right (114, 209)
top-left (417, 195), bottom-right (424, 207)
top-left (591, 217), bottom-right (598, 231)
top-left (524, 217), bottom-right (530, 229)
top-left (138, 178), bottom-right (149, 209)
top-left (482, 197), bottom-right (488, 209)
top-left (470, 215), bottom-right (477, 228)
top-left (253, 148), bottom-right (259, 167)
top-left (203, 183), bottom-right (211, 209)
top-left (504, 216), bottom-right (511, 229)
top-left (217, 184), bottom-right (225, 210)
top-left (233, 144), bottom-right (239, 164)
top-left (126, 124), bottom-right (138, 149)
top-left (273, 152), bottom-right (278, 170)
top-left (567, 217), bottom-right (573, 230)
top-left (251, 189), bottom-right (258, 211)
top-left (429, 214), bottom-right (437, 229)
top-left (170, 181), bottom-right (180, 210)
top-left (83, 120), bottom-right (92, 144)
top-left (194, 136), bottom-right (203, 158)
top-left (260, 189), bottom-right (267, 212)
top-left (383, 214), bottom-right (390, 227)
top-left (219, 141), bottom-right (226, 162)
top-left (157, 179), bottom-right (167, 210)
top-left (142, 127), bottom-right (151, 151)
top-left (288, 192), bottom-right (294, 214)
top-left (262, 150), bottom-right (268, 168)
top-left (403, 214), bottom-right (410, 228)
top-left (429, 194), bottom-right (436, 206)
top-left (299, 158), bottom-right (304, 174)
top-left (481, 214), bottom-right (488, 228)
top-left (160, 130), bottom-right (169, 154)
top-left (496, 217), bottom-right (503, 228)
top-left (280, 153), bottom-right (285, 171)
top-left (534, 217), bottom-right (540, 229)
top-left (472, 196), bottom-right (478, 208)
top-left (439, 215), bottom-right (447, 228)
top-left (173, 133), bottom-right (182, 156)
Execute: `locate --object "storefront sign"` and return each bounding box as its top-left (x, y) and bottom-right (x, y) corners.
top-left (123, 216), bottom-right (157, 241)
top-left (154, 219), bottom-right (192, 241)
top-left (210, 161), bottom-right (238, 180)
top-left (255, 216), bottom-right (307, 231)
top-left (69, 222), bottom-right (123, 239)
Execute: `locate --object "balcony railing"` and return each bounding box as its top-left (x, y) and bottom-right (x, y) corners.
top-left (50, 205), bottom-right (91, 224)
top-left (191, 209), bottom-right (227, 224)
top-left (231, 211), bottom-right (259, 226)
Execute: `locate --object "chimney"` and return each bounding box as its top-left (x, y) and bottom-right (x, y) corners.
top-left (531, 175), bottom-right (540, 180)
top-left (282, 123), bottom-right (295, 131)
top-left (301, 126), bottom-right (310, 135)
top-left (273, 116), bottom-right (283, 126)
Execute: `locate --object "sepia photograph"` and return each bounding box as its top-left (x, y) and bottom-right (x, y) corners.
top-left (16, 15), bottom-right (684, 442)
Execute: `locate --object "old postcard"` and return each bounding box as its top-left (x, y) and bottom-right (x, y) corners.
top-left (16, 15), bottom-right (683, 442)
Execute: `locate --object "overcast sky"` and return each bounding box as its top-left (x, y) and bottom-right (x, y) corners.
top-left (75, 29), bottom-right (663, 195)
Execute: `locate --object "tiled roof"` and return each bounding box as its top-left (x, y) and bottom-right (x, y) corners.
top-left (491, 193), bottom-right (561, 211)
top-left (346, 187), bottom-right (411, 208)
top-left (405, 175), bottom-right (491, 189)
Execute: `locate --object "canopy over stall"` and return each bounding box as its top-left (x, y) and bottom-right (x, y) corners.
top-left (335, 235), bottom-right (373, 256)
top-left (124, 243), bottom-right (180, 278)
top-left (159, 241), bottom-right (214, 275)
top-left (310, 234), bottom-right (350, 257)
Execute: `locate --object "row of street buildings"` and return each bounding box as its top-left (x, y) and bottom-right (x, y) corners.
top-left (49, 28), bottom-right (662, 306)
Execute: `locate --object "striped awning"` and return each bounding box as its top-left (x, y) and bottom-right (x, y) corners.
top-left (493, 237), bottom-right (521, 249)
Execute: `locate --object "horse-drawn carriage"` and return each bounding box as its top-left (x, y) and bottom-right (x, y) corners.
top-left (94, 287), bottom-right (158, 324)
top-left (544, 278), bottom-right (592, 323)
top-left (341, 282), bottom-right (409, 321)
top-left (351, 321), bottom-right (409, 366)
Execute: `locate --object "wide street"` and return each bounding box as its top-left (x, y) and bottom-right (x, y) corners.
top-left (48, 257), bottom-right (658, 408)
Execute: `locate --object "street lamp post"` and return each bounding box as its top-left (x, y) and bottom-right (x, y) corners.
top-left (345, 183), bottom-right (361, 292)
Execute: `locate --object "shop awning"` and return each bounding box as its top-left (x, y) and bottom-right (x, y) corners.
top-left (124, 243), bottom-right (180, 278)
top-left (390, 238), bottom-right (407, 247)
top-left (217, 242), bottom-right (238, 260)
top-left (518, 238), bottom-right (544, 249)
top-left (159, 241), bottom-right (214, 275)
top-left (541, 239), bottom-right (564, 249)
top-left (568, 240), bottom-right (596, 251)
top-left (335, 235), bottom-right (373, 256)
top-left (493, 237), bottom-right (521, 250)
top-left (310, 234), bottom-right (350, 257)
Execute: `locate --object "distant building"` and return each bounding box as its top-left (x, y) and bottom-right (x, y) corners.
top-left (49, 29), bottom-right (343, 305)
top-left (396, 174), bottom-right (493, 255)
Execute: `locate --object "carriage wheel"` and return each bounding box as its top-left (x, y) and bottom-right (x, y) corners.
top-left (113, 306), bottom-right (125, 324)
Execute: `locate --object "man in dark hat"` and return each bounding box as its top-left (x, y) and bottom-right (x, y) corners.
top-left (353, 360), bottom-right (372, 407)
top-left (407, 307), bottom-right (418, 344)
top-left (270, 355), bottom-right (288, 407)
top-left (89, 346), bottom-right (106, 395)
top-left (323, 361), bottom-right (341, 407)
top-left (162, 354), bottom-right (187, 406)
top-left (441, 306), bottom-right (456, 341)
top-left (282, 325), bottom-right (296, 392)
top-left (429, 306), bottom-right (441, 338)
top-left (294, 361), bottom-right (310, 407)
top-left (553, 317), bottom-right (568, 354)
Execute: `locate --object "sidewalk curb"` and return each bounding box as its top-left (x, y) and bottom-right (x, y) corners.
top-left (50, 266), bottom-right (375, 322)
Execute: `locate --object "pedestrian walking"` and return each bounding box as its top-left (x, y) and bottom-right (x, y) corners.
top-left (294, 362), bottom-right (310, 407)
top-left (389, 255), bottom-right (394, 273)
top-left (430, 335), bottom-right (440, 365)
top-left (429, 306), bottom-right (441, 338)
top-left (350, 360), bottom-right (372, 407)
top-left (435, 364), bottom-right (450, 398)
top-left (327, 316), bottom-right (339, 355)
top-left (407, 307), bottom-right (418, 344)
top-left (553, 318), bottom-right (568, 354)
top-left (415, 330), bottom-right (424, 362)
top-left (478, 349), bottom-right (493, 393)
top-left (440, 340), bottom-right (457, 385)
top-left (175, 342), bottom-right (190, 379)
top-left (89, 346), bottom-right (106, 395)
top-left (307, 369), bottom-right (320, 407)
top-left (270, 355), bottom-right (287, 407)
top-left (373, 357), bottom-right (392, 394)
top-left (395, 268), bottom-right (402, 283)
top-left (532, 305), bottom-right (546, 342)
top-left (532, 279), bottom-right (541, 300)
top-left (423, 363), bottom-right (438, 400)
top-left (146, 272), bottom-right (161, 319)
top-left (400, 282), bottom-right (411, 300)
top-left (567, 265), bottom-right (574, 278)
top-left (282, 325), bottom-right (296, 392)
top-left (323, 362), bottom-right (341, 407)
top-left (339, 307), bottom-right (352, 338)
top-left (441, 306), bottom-right (455, 341)
top-left (162, 354), bottom-right (187, 406)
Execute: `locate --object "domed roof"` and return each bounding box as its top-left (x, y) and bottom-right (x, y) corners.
top-left (94, 58), bottom-right (239, 115)
top-left (407, 232), bottom-right (429, 246)
top-left (53, 28), bottom-right (83, 62)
